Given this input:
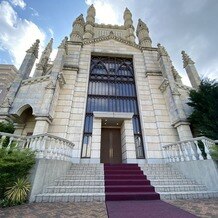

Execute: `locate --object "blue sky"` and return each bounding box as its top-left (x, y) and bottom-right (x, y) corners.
top-left (0, 0), bottom-right (217, 85)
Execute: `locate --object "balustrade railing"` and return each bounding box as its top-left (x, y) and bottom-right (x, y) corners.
top-left (162, 136), bottom-right (216, 163)
top-left (0, 132), bottom-right (74, 161)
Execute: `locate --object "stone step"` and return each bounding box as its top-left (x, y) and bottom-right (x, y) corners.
top-left (35, 193), bottom-right (105, 202)
top-left (150, 179), bottom-right (198, 185)
top-left (155, 185), bottom-right (207, 192)
top-left (44, 186), bottom-right (105, 194)
top-left (54, 179), bottom-right (104, 186)
top-left (60, 175), bottom-right (104, 180)
top-left (147, 175), bottom-right (185, 180)
top-left (159, 191), bottom-right (218, 200)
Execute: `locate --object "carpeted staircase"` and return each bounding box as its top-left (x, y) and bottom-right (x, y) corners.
top-left (104, 163), bottom-right (160, 201)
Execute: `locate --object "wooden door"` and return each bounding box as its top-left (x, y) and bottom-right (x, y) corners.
top-left (101, 128), bottom-right (122, 164)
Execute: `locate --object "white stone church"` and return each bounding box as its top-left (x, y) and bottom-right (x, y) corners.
top-left (0, 5), bottom-right (217, 202)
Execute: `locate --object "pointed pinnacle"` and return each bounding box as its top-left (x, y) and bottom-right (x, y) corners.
top-left (26, 39), bottom-right (40, 58)
top-left (181, 50), bottom-right (195, 68)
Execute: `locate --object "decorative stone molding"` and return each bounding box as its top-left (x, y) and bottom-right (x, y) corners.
top-left (35, 116), bottom-right (53, 124)
top-left (172, 119), bottom-right (190, 128)
top-left (145, 71), bottom-right (162, 77)
top-left (21, 75), bottom-right (50, 86)
top-left (94, 23), bottom-right (125, 30)
top-left (26, 39), bottom-right (40, 58)
top-left (181, 51), bottom-right (195, 68)
top-left (159, 78), bottom-right (169, 93)
top-left (83, 33), bottom-right (141, 50)
top-left (63, 64), bottom-right (79, 72)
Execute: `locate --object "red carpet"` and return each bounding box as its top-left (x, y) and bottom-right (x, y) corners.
top-left (104, 164), bottom-right (160, 201)
top-left (106, 200), bottom-right (197, 218)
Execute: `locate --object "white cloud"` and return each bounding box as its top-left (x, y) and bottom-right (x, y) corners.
top-left (48, 28), bottom-right (54, 38)
top-left (10, 0), bottom-right (26, 9)
top-left (85, 0), bottom-right (123, 25)
top-left (0, 1), bottom-right (46, 68)
top-left (29, 7), bottom-right (39, 17)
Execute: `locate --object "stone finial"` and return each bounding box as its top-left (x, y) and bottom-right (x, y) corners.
top-left (124, 7), bottom-right (132, 17)
top-left (88, 4), bottom-right (96, 15)
top-left (136, 19), bottom-right (148, 33)
top-left (172, 66), bottom-right (182, 83)
top-left (181, 51), bottom-right (195, 68)
top-left (73, 14), bottom-right (85, 26)
top-left (157, 43), bottom-right (169, 57)
top-left (26, 39), bottom-right (40, 58)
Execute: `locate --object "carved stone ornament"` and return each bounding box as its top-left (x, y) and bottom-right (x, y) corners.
top-left (159, 78), bottom-right (169, 93)
top-left (157, 43), bottom-right (169, 57)
top-left (181, 51), bottom-right (195, 68)
top-left (26, 39), bottom-right (40, 58)
top-left (58, 36), bottom-right (68, 54)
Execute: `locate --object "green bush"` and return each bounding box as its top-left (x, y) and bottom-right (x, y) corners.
top-left (0, 122), bottom-right (14, 134)
top-left (0, 148), bottom-right (35, 203)
top-left (210, 144), bottom-right (218, 160)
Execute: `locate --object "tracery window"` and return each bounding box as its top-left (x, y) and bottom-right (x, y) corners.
top-left (82, 56), bottom-right (144, 159)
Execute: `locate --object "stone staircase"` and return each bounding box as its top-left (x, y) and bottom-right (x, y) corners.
top-left (140, 163), bottom-right (218, 200)
top-left (35, 164), bottom-right (105, 202)
top-left (34, 163), bottom-right (218, 202)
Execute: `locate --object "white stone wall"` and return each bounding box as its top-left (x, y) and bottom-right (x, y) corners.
top-left (48, 38), bottom-right (181, 162)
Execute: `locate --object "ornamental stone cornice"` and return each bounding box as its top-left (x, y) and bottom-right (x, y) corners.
top-left (94, 23), bottom-right (125, 30)
top-left (145, 71), bottom-right (162, 77)
top-left (21, 75), bottom-right (50, 86)
top-left (159, 78), bottom-right (169, 93)
top-left (63, 64), bottom-right (79, 72)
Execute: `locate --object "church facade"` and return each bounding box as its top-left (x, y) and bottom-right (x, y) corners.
top-left (0, 5), bottom-right (201, 164)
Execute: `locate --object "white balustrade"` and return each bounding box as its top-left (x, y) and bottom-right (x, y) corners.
top-left (163, 136), bottom-right (216, 163)
top-left (0, 132), bottom-right (74, 161)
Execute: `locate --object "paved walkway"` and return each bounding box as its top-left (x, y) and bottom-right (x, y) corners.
top-left (0, 199), bottom-right (217, 218)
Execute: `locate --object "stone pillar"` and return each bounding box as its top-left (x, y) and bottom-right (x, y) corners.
top-left (182, 51), bottom-right (201, 89)
top-left (14, 123), bottom-right (25, 135)
top-left (90, 117), bottom-right (101, 163)
top-left (121, 119), bottom-right (136, 163)
top-left (33, 117), bottom-right (51, 135)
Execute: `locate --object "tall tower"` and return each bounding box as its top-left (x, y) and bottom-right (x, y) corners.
top-left (136, 19), bottom-right (152, 47)
top-left (70, 14), bottom-right (85, 42)
top-left (34, 38), bottom-right (53, 77)
top-left (182, 51), bottom-right (201, 89)
top-left (84, 4), bottom-right (95, 40)
top-left (123, 8), bottom-right (135, 43)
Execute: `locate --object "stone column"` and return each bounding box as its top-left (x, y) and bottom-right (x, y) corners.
top-left (33, 117), bottom-right (51, 135)
top-left (14, 123), bottom-right (25, 135)
top-left (90, 117), bottom-right (101, 163)
top-left (121, 119), bottom-right (136, 163)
